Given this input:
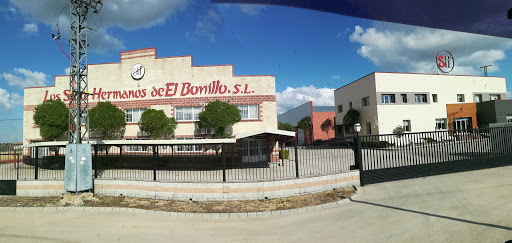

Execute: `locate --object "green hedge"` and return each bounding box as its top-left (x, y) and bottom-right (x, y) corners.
top-left (361, 141), bottom-right (394, 148)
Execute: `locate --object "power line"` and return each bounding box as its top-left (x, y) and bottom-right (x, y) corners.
top-left (0, 119), bottom-right (22, 122)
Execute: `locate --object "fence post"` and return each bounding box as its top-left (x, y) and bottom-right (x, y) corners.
top-left (222, 143), bottom-right (226, 182)
top-left (295, 137), bottom-right (299, 178)
top-left (94, 144), bottom-right (98, 179)
top-left (16, 147), bottom-right (19, 180)
top-left (356, 135), bottom-right (365, 186)
top-left (152, 145), bottom-right (157, 181)
top-left (34, 146), bottom-right (39, 180)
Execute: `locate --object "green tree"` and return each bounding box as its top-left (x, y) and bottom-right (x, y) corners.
top-left (393, 125), bottom-right (405, 138)
top-left (138, 109), bottom-right (178, 139)
top-left (33, 99), bottom-right (68, 141)
top-left (278, 122), bottom-right (295, 131)
top-left (320, 118), bottom-right (334, 139)
top-left (89, 101), bottom-right (126, 140)
top-left (297, 116), bottom-right (311, 133)
top-left (343, 109), bottom-right (360, 126)
top-left (198, 100), bottom-right (241, 138)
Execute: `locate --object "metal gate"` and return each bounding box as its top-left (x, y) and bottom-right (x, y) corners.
top-left (357, 126), bottom-right (512, 186)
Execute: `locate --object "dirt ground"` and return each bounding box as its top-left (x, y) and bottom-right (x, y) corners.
top-left (0, 187), bottom-right (356, 213)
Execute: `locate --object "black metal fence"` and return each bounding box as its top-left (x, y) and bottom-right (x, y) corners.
top-left (357, 126), bottom-right (512, 185)
top-left (0, 139), bottom-right (356, 182)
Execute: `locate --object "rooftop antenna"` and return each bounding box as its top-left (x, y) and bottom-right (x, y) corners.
top-left (480, 64), bottom-right (492, 77)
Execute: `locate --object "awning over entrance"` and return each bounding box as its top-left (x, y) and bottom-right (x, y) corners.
top-left (234, 128), bottom-right (295, 143)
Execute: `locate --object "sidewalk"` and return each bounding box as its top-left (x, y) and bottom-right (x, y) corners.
top-left (0, 165), bottom-right (511, 242)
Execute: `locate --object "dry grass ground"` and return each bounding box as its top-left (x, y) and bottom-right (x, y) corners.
top-left (0, 187), bottom-right (356, 213)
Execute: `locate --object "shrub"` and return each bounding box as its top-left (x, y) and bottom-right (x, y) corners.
top-left (279, 150), bottom-right (289, 160)
top-left (361, 141), bottom-right (394, 148)
top-left (421, 137), bottom-right (437, 143)
top-left (393, 125), bottom-right (405, 138)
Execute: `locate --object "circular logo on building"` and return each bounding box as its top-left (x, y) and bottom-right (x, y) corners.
top-left (131, 64), bottom-right (145, 80)
top-left (436, 50), bottom-right (454, 73)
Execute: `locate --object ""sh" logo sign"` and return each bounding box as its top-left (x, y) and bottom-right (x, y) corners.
top-left (436, 50), bottom-right (454, 73)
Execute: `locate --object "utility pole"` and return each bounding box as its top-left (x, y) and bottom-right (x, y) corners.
top-left (480, 64), bottom-right (492, 77)
top-left (65, 0), bottom-right (103, 193)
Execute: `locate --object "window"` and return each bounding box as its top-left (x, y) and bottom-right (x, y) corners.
top-left (349, 102), bottom-right (353, 110)
top-left (125, 108), bottom-right (146, 123)
top-left (175, 137), bottom-right (203, 152)
top-left (337, 105), bottom-right (343, 113)
top-left (414, 94), bottom-right (427, 103)
top-left (362, 97), bottom-right (370, 107)
top-left (176, 107), bottom-right (202, 121)
top-left (489, 94), bottom-right (501, 101)
top-left (436, 118), bottom-right (447, 130)
top-left (125, 138), bottom-right (148, 152)
top-left (237, 105), bottom-right (258, 120)
top-left (403, 120), bottom-right (411, 132)
top-left (338, 127), bottom-right (343, 133)
top-left (457, 94), bottom-right (465, 102)
top-left (432, 94), bottom-right (438, 103)
top-left (401, 94), bottom-right (407, 103)
top-left (474, 94), bottom-right (482, 103)
top-left (381, 94), bottom-right (395, 104)
top-left (507, 115), bottom-right (512, 123)
top-left (366, 122), bottom-right (371, 134)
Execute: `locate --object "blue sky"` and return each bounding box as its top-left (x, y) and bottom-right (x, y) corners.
top-left (1, 0), bottom-right (512, 143)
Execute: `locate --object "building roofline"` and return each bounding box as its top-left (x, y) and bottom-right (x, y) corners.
top-left (335, 71), bottom-right (505, 91)
top-left (277, 101), bottom-right (312, 118)
top-left (24, 48), bottom-right (274, 91)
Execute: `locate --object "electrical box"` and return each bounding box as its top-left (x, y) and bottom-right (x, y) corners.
top-left (65, 144), bottom-right (93, 192)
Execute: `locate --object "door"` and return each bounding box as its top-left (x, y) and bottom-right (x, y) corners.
top-left (242, 138), bottom-right (268, 163)
top-left (454, 118), bottom-right (469, 132)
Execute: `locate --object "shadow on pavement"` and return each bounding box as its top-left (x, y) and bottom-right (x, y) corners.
top-left (350, 199), bottom-right (512, 231)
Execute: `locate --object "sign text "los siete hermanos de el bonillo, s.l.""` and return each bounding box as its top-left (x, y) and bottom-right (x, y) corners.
top-left (42, 80), bottom-right (255, 102)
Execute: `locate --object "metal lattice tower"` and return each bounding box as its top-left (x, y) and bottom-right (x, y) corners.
top-left (68, 0), bottom-right (102, 144)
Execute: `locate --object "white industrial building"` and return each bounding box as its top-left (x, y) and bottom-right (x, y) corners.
top-left (334, 72), bottom-right (507, 137)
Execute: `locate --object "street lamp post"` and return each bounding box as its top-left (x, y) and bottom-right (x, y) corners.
top-left (351, 123), bottom-right (362, 171)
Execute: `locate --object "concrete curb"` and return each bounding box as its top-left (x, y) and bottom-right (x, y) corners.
top-left (0, 186), bottom-right (361, 219)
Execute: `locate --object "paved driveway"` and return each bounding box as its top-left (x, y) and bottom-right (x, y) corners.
top-left (0, 165), bottom-right (511, 242)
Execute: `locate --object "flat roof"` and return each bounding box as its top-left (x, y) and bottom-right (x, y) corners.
top-left (18, 139), bottom-right (237, 148)
top-left (335, 72), bottom-right (505, 91)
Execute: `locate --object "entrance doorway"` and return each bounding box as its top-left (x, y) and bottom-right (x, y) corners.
top-left (454, 117), bottom-right (472, 131)
top-left (242, 138), bottom-right (268, 163)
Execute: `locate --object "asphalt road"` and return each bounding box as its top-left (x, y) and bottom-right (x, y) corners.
top-left (0, 165), bottom-right (511, 242)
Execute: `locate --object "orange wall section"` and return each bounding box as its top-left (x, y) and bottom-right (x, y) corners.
top-left (446, 103), bottom-right (478, 130)
top-left (312, 111), bottom-right (336, 140)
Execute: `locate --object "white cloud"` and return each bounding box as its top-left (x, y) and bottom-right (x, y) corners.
top-left (332, 75), bottom-right (341, 79)
top-left (64, 67), bottom-right (70, 75)
top-left (0, 88), bottom-right (23, 112)
top-left (8, 6), bottom-right (17, 15)
top-left (349, 23), bottom-right (512, 75)
top-left (22, 23), bottom-right (38, 34)
top-left (239, 4), bottom-right (266, 16)
top-left (507, 91), bottom-right (512, 99)
top-left (9, 0), bottom-right (188, 53)
top-left (276, 85), bottom-right (334, 114)
top-left (2, 68), bottom-right (48, 89)
top-left (186, 9), bottom-right (222, 42)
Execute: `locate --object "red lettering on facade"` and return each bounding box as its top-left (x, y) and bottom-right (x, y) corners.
top-left (63, 90), bottom-right (70, 101)
top-left (234, 84), bottom-right (241, 94)
top-left (219, 85), bottom-right (227, 94)
top-left (43, 90), bottom-right (49, 102)
top-left (181, 82), bottom-right (191, 96)
top-left (165, 83), bottom-right (178, 97)
top-left (92, 88), bottom-right (102, 100)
